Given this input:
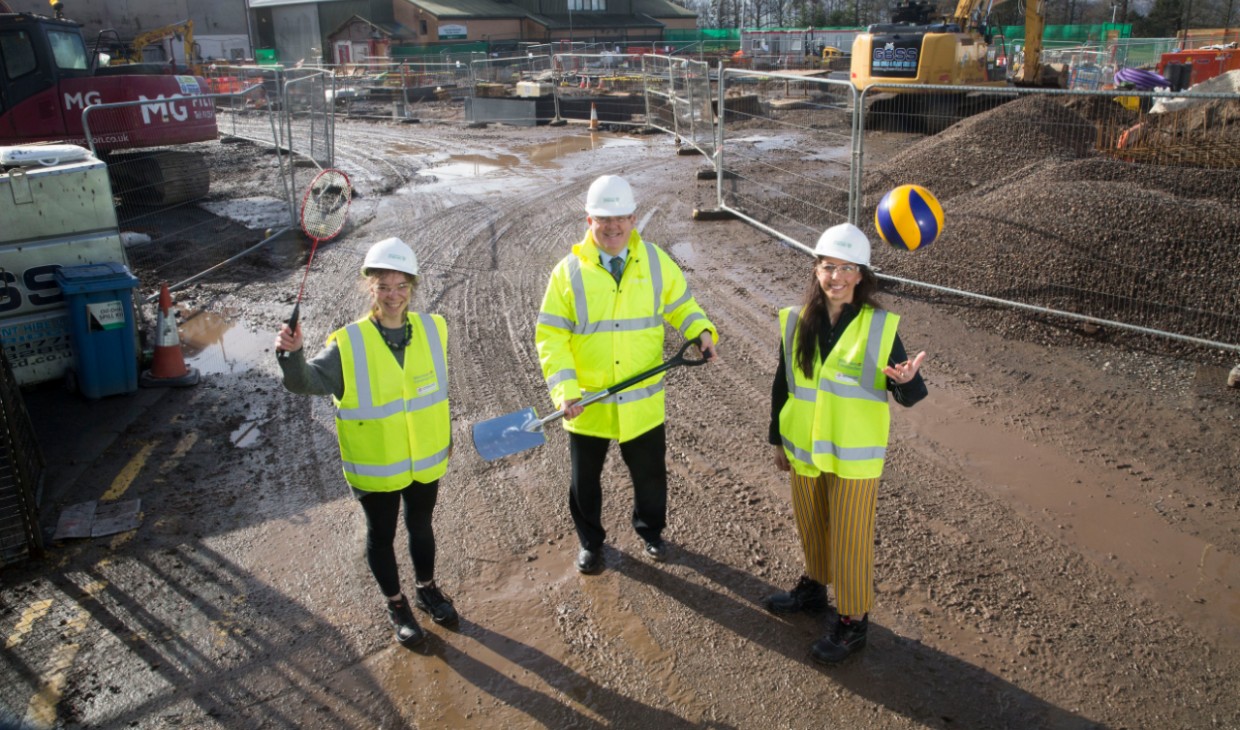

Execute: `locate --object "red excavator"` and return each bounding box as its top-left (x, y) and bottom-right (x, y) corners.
top-left (0, 2), bottom-right (218, 203)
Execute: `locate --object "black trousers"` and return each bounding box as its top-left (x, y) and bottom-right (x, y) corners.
top-left (569, 424), bottom-right (666, 551)
top-left (356, 480), bottom-right (439, 597)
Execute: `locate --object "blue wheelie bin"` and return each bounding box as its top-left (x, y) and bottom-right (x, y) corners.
top-left (53, 262), bottom-right (140, 399)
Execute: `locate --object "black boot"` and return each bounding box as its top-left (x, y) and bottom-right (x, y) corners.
top-left (414, 581), bottom-right (460, 627)
top-left (765, 575), bottom-right (830, 615)
top-left (811, 614), bottom-right (868, 664)
top-left (386, 596), bottom-right (427, 647)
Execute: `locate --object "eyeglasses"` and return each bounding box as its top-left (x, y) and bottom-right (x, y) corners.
top-left (816, 262), bottom-right (860, 276)
top-left (375, 283), bottom-right (412, 294)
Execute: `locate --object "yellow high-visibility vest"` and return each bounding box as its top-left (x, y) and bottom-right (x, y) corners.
top-left (535, 229), bottom-right (715, 442)
top-left (332, 312), bottom-right (450, 490)
top-left (777, 305), bottom-right (898, 479)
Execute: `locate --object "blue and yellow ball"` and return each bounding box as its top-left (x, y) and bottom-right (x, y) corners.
top-left (875, 184), bottom-right (944, 252)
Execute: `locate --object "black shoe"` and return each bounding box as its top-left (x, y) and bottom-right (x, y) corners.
top-left (414, 582), bottom-right (459, 627)
top-left (643, 539), bottom-right (668, 562)
top-left (577, 547), bottom-right (602, 574)
top-left (811, 615), bottom-right (868, 665)
top-left (765, 575), bottom-right (830, 615)
top-left (386, 597), bottom-right (427, 647)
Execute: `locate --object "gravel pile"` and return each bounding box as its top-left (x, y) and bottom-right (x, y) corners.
top-left (859, 94), bottom-right (1240, 357)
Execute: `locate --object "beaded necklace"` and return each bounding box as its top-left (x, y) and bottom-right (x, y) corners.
top-left (372, 317), bottom-right (412, 350)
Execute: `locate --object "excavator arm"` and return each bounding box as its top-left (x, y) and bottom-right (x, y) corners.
top-left (122, 19), bottom-right (197, 72)
top-left (1018, 0), bottom-right (1046, 84)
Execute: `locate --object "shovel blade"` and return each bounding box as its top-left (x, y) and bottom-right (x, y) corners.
top-left (472, 407), bottom-right (546, 461)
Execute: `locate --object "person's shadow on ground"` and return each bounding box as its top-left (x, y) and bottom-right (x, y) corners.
top-left (442, 620), bottom-right (737, 729)
top-left (612, 544), bottom-right (1104, 730)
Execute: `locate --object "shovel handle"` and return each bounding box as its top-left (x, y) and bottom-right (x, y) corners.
top-left (529, 337), bottom-right (709, 430)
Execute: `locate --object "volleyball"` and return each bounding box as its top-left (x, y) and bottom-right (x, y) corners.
top-left (875, 184), bottom-right (944, 251)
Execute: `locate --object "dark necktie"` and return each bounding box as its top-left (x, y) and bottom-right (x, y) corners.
top-left (609, 256), bottom-right (623, 283)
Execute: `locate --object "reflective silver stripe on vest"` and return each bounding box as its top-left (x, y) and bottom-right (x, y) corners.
top-left (404, 312), bottom-right (448, 412)
top-left (336, 315), bottom-right (447, 421)
top-left (343, 457), bottom-right (412, 478)
top-left (781, 434), bottom-right (813, 465)
top-left (414, 446), bottom-right (449, 471)
top-left (678, 312), bottom-right (705, 337)
top-left (644, 241), bottom-right (664, 314)
top-left (537, 313), bottom-right (575, 331)
top-left (813, 310), bottom-right (890, 404)
top-left (782, 310), bottom-right (816, 403)
top-left (337, 324), bottom-right (403, 420)
top-left (666, 288), bottom-right (692, 313)
top-left (564, 242), bottom-right (666, 336)
top-left (581, 380), bottom-right (665, 405)
top-left (342, 446), bottom-right (448, 479)
top-left (812, 439), bottom-right (887, 462)
top-left (546, 368), bottom-right (577, 389)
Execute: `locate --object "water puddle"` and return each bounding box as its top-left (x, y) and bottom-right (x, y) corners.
top-left (416, 134), bottom-right (651, 187)
top-left (519, 133), bottom-right (646, 167)
top-left (230, 419), bottom-right (263, 448)
top-left (728, 134), bottom-right (805, 152)
top-left (389, 142), bottom-right (431, 155)
top-left (417, 153), bottom-right (521, 180)
top-left (177, 309), bottom-right (273, 376)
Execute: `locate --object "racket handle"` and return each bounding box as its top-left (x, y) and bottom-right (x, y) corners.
top-left (277, 302), bottom-right (300, 361)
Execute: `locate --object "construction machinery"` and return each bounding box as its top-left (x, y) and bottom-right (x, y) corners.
top-left (103, 19), bottom-right (200, 75)
top-left (0, 5), bottom-right (217, 203)
top-left (850, 0), bottom-right (1058, 132)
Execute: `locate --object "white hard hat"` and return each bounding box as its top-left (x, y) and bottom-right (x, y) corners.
top-left (585, 175), bottom-right (636, 217)
top-left (362, 237), bottom-right (418, 276)
top-left (813, 223), bottom-right (871, 267)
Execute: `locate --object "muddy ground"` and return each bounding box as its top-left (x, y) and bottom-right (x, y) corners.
top-left (2, 105), bottom-right (1238, 730)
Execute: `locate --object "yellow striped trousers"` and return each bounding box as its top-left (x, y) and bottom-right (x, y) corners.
top-left (789, 470), bottom-right (880, 617)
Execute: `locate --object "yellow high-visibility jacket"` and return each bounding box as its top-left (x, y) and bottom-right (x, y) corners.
top-left (535, 229), bottom-right (715, 442)
top-left (332, 312), bottom-right (450, 490)
top-left (777, 304), bottom-right (898, 479)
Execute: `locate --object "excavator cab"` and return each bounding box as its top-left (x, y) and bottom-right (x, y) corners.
top-left (0, 12), bottom-right (94, 141)
top-left (1, 9), bottom-right (217, 204)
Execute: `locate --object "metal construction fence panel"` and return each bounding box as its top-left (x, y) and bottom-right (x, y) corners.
top-left (472, 55), bottom-right (553, 83)
top-left (282, 70), bottom-right (336, 177)
top-left (713, 73), bottom-right (1240, 353)
top-left (549, 53), bottom-right (651, 129)
top-left (83, 83), bottom-right (298, 300)
top-left (642, 55), bottom-right (715, 157)
top-left (715, 68), bottom-right (857, 253)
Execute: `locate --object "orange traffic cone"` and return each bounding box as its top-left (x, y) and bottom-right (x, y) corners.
top-left (589, 102), bottom-right (599, 131)
top-left (140, 282), bottom-right (200, 388)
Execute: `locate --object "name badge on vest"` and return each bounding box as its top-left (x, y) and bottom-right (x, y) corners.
top-left (412, 369), bottom-right (438, 396)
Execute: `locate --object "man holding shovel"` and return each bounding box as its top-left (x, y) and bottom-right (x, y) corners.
top-left (535, 174), bottom-right (718, 574)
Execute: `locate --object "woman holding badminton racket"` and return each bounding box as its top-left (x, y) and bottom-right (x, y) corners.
top-left (275, 237), bottom-right (457, 649)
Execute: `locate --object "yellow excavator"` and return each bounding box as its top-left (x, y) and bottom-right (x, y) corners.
top-left (850, 0), bottom-right (1058, 132)
top-left (108, 19), bottom-right (200, 74)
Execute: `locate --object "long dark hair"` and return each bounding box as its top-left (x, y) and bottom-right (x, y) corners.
top-left (794, 262), bottom-right (881, 379)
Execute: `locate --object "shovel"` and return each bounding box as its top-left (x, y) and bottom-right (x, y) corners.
top-left (472, 338), bottom-right (710, 461)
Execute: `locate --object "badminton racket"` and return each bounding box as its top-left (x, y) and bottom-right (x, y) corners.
top-left (277, 168), bottom-right (353, 360)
